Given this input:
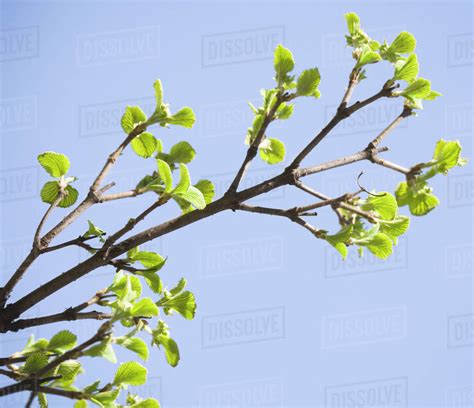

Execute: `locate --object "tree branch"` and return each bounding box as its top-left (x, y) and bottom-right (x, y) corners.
top-left (226, 93), bottom-right (287, 195)
top-left (289, 84), bottom-right (396, 168)
top-left (1, 146), bottom-right (391, 323)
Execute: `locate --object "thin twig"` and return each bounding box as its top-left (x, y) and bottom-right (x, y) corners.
top-left (226, 93), bottom-right (286, 195)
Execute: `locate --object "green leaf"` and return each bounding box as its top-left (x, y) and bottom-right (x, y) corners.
top-left (325, 225), bottom-right (353, 260)
top-left (166, 107), bottom-right (196, 128)
top-left (345, 12), bottom-right (360, 36)
top-left (364, 233), bottom-right (393, 260)
top-left (155, 335), bottom-right (180, 367)
top-left (38, 393), bottom-right (48, 408)
top-left (157, 159), bottom-right (173, 193)
top-left (160, 291), bottom-right (196, 320)
top-left (113, 361), bottom-right (147, 386)
top-left (173, 163), bottom-right (191, 195)
top-left (356, 44), bottom-right (382, 68)
top-left (92, 389), bottom-right (120, 405)
top-left (84, 220), bottom-right (106, 242)
top-left (116, 337), bottom-right (149, 361)
top-left (131, 132), bottom-right (158, 158)
top-left (361, 192), bottom-right (398, 220)
top-left (169, 141), bottom-right (196, 164)
top-left (74, 401), bottom-right (88, 408)
top-left (259, 138), bottom-right (285, 165)
top-left (121, 106), bottom-right (147, 134)
top-left (274, 44), bottom-right (295, 86)
top-left (131, 399), bottom-right (161, 408)
top-left (399, 78), bottom-right (431, 99)
top-left (38, 152), bottom-right (70, 177)
top-left (175, 185), bottom-right (206, 210)
top-left (194, 180), bottom-right (214, 204)
top-left (141, 272), bottom-right (163, 294)
top-left (21, 352), bottom-right (49, 374)
top-left (393, 53), bottom-right (419, 82)
top-left (424, 90), bottom-right (442, 101)
top-left (169, 277), bottom-right (187, 296)
top-left (389, 31), bottom-right (416, 54)
top-left (395, 181), bottom-right (440, 216)
top-left (153, 79), bottom-right (164, 112)
top-left (431, 139), bottom-right (467, 174)
top-left (40, 182), bottom-right (79, 208)
top-left (129, 251), bottom-right (165, 270)
top-left (296, 68), bottom-right (321, 96)
top-left (275, 103), bottom-right (294, 119)
top-left (56, 360), bottom-right (82, 382)
top-left (83, 341), bottom-right (117, 363)
top-left (130, 298), bottom-right (159, 318)
top-left (379, 216), bottom-right (410, 244)
top-left (48, 330), bottom-right (77, 352)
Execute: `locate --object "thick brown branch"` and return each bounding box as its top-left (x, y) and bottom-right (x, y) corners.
top-left (2, 147), bottom-right (390, 322)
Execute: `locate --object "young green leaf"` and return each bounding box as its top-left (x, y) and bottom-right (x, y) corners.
top-left (131, 132), bottom-right (158, 158)
top-left (398, 78), bottom-right (431, 99)
top-left (48, 330), bottom-right (77, 352)
top-left (83, 341), bottom-right (117, 363)
top-left (160, 291), bottom-right (196, 320)
top-left (360, 192), bottom-right (398, 220)
top-left (157, 159), bottom-right (173, 193)
top-left (116, 337), bottom-right (149, 361)
top-left (325, 225), bottom-right (353, 260)
top-left (169, 141), bottom-right (196, 164)
top-left (113, 361), bottom-right (147, 387)
top-left (296, 68), bottom-right (321, 96)
top-left (363, 233), bottom-right (393, 260)
top-left (345, 12), bottom-right (360, 36)
top-left (259, 138), bottom-right (285, 165)
top-left (274, 44), bottom-right (295, 86)
top-left (395, 181), bottom-right (440, 216)
top-left (129, 251), bottom-right (165, 270)
top-left (166, 107), bottom-right (196, 128)
top-left (379, 216), bottom-right (410, 244)
top-left (389, 31), bottom-right (416, 54)
top-left (130, 298), bottom-right (159, 318)
top-left (154, 335), bottom-right (180, 367)
top-left (121, 106), bottom-right (147, 134)
top-left (84, 220), bottom-right (106, 243)
top-left (173, 163), bottom-right (191, 195)
top-left (40, 182), bottom-right (79, 208)
top-left (393, 54), bottom-right (419, 82)
top-left (38, 152), bottom-right (70, 177)
top-left (21, 352), bottom-right (49, 374)
top-left (130, 399), bottom-right (161, 408)
top-left (430, 139), bottom-right (467, 174)
top-left (194, 180), bottom-right (214, 205)
top-left (275, 103), bottom-right (294, 119)
top-left (174, 185), bottom-right (206, 210)
top-left (356, 44), bottom-right (382, 68)
top-left (56, 360), bottom-right (82, 382)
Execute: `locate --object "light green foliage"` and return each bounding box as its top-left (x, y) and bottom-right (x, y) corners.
top-left (395, 139), bottom-right (466, 215)
top-left (274, 44), bottom-right (295, 87)
top-left (323, 192), bottom-right (411, 260)
top-left (131, 132), bottom-right (158, 158)
top-left (38, 151), bottom-right (78, 208)
top-left (296, 68), bottom-right (321, 97)
top-left (121, 106), bottom-right (147, 134)
top-left (113, 361), bottom-right (147, 386)
top-left (259, 138), bottom-right (286, 164)
top-left (38, 152), bottom-right (70, 177)
top-left (83, 220), bottom-right (106, 243)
